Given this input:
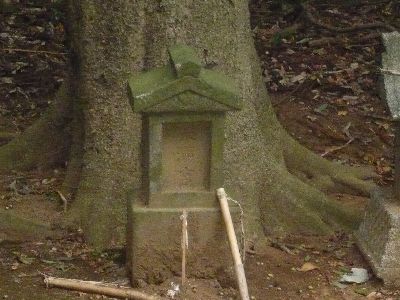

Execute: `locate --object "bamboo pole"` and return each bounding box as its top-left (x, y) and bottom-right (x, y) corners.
top-left (44, 276), bottom-right (161, 300)
top-left (217, 188), bottom-right (250, 300)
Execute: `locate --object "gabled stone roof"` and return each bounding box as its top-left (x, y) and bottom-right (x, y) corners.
top-left (128, 45), bottom-right (241, 113)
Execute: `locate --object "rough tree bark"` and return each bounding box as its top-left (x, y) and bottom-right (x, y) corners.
top-left (0, 0), bottom-right (375, 248)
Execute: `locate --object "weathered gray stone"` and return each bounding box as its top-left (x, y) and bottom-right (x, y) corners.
top-left (126, 45), bottom-right (243, 285)
top-left (381, 32), bottom-right (400, 119)
top-left (128, 44), bottom-right (242, 113)
top-left (127, 198), bottom-right (240, 285)
top-left (357, 33), bottom-right (400, 287)
top-left (356, 189), bottom-right (400, 286)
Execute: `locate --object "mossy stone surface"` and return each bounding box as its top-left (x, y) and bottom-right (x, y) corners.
top-left (169, 44), bottom-right (202, 78)
top-left (357, 189), bottom-right (400, 287)
top-left (127, 198), bottom-right (240, 285)
top-left (146, 113), bottom-right (224, 208)
top-left (381, 32), bottom-right (400, 120)
top-left (128, 45), bottom-right (242, 113)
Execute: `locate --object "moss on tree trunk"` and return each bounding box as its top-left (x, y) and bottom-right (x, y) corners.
top-left (0, 0), bottom-right (376, 248)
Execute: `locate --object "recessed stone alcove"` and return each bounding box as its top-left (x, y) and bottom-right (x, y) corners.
top-left (161, 121), bottom-right (211, 193)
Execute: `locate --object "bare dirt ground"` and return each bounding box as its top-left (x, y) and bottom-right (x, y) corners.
top-left (1, 0), bottom-right (400, 299)
top-left (0, 206), bottom-right (398, 300)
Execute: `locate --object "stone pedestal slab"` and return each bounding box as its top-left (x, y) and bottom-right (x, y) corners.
top-left (356, 189), bottom-right (400, 286)
top-left (127, 202), bottom-right (240, 285)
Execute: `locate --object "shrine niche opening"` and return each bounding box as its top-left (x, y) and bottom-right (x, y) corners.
top-left (161, 121), bottom-right (211, 193)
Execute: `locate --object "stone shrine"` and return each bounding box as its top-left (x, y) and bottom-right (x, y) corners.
top-left (357, 32), bottom-right (400, 286)
top-left (126, 45), bottom-right (241, 285)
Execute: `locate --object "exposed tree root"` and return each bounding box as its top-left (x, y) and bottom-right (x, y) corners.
top-left (67, 187), bottom-right (126, 248)
top-left (260, 161), bottom-right (362, 237)
top-left (0, 131), bottom-right (16, 144)
top-left (0, 210), bottom-right (56, 241)
top-left (60, 112), bottom-right (84, 200)
top-left (0, 91), bottom-right (378, 246)
top-left (0, 84), bottom-right (73, 172)
top-left (256, 129), bottom-right (378, 237)
top-left (284, 134), bottom-right (377, 197)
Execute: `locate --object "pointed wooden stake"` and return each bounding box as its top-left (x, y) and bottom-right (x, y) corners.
top-left (180, 210), bottom-right (188, 287)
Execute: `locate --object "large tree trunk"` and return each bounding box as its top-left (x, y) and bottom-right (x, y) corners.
top-left (0, 0), bottom-right (375, 249)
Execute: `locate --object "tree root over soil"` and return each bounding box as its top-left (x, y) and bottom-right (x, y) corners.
top-left (259, 133), bottom-right (377, 235)
top-left (0, 94), bottom-right (378, 244)
top-left (285, 135), bottom-right (377, 197)
top-left (261, 163), bottom-right (367, 237)
top-left (0, 84), bottom-right (73, 172)
top-left (0, 210), bottom-right (55, 241)
top-left (0, 0), bottom-right (380, 248)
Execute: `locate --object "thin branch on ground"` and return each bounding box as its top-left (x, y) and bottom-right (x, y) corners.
top-left (303, 4), bottom-right (397, 33)
top-left (56, 190), bottom-right (68, 213)
top-left (308, 32), bottom-right (381, 47)
top-left (362, 113), bottom-right (393, 121)
top-left (43, 275), bottom-right (159, 300)
top-left (0, 48), bottom-right (68, 56)
top-left (321, 138), bottom-right (355, 157)
top-left (270, 240), bottom-right (295, 255)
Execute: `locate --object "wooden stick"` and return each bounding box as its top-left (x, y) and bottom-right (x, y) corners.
top-left (56, 190), bottom-right (68, 212)
top-left (0, 48), bottom-right (68, 56)
top-left (303, 3), bottom-right (397, 32)
top-left (44, 276), bottom-right (160, 300)
top-left (321, 138), bottom-right (354, 157)
top-left (180, 210), bottom-right (188, 287)
top-left (217, 188), bottom-right (250, 300)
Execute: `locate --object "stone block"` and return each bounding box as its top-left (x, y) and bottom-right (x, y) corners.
top-left (380, 31), bottom-right (400, 119)
top-left (356, 189), bottom-right (400, 286)
top-left (127, 203), bottom-right (240, 286)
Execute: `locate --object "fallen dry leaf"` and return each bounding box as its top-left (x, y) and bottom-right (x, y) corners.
top-left (298, 262), bottom-right (319, 272)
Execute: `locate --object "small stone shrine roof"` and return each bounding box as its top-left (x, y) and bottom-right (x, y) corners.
top-left (128, 45), bottom-right (241, 113)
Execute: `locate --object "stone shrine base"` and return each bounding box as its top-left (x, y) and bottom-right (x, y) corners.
top-left (127, 203), bottom-right (239, 286)
top-left (356, 189), bottom-right (400, 286)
